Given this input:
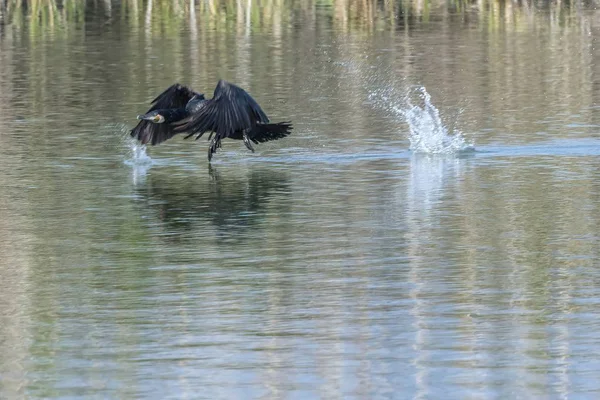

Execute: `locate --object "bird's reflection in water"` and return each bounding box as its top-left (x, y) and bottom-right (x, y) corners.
top-left (134, 165), bottom-right (291, 243)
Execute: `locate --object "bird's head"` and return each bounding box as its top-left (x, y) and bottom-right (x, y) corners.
top-left (137, 111), bottom-right (166, 124)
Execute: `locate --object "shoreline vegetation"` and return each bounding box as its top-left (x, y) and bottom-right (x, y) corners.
top-left (0, 0), bottom-right (595, 35)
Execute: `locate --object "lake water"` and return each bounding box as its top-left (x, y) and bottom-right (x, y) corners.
top-left (1, 0), bottom-right (600, 398)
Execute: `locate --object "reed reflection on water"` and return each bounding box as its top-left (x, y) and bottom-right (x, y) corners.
top-left (1, 0), bottom-right (600, 398)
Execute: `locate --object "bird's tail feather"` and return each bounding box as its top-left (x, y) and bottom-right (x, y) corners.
top-left (248, 122), bottom-right (293, 144)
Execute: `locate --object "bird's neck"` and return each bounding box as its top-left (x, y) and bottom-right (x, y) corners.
top-left (162, 108), bottom-right (189, 123)
top-left (185, 96), bottom-right (206, 113)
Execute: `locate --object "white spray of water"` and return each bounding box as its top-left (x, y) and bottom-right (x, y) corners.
top-left (127, 141), bottom-right (153, 165)
top-left (371, 85), bottom-right (474, 155)
top-left (104, 121), bottom-right (155, 185)
top-left (124, 140), bottom-right (153, 185)
top-left (105, 122), bottom-right (154, 168)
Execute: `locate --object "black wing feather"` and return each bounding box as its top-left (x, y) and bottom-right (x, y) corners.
top-left (131, 83), bottom-right (196, 145)
top-left (174, 80), bottom-right (270, 141)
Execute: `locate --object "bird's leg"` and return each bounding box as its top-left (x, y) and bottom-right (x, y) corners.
top-left (242, 129), bottom-right (255, 153)
top-left (208, 137), bottom-right (216, 162)
top-left (207, 137), bottom-right (221, 162)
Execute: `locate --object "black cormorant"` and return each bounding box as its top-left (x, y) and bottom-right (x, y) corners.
top-left (131, 80), bottom-right (292, 161)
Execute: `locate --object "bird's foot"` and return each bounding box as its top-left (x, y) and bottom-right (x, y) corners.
top-left (208, 138), bottom-right (221, 162)
top-left (243, 132), bottom-right (255, 153)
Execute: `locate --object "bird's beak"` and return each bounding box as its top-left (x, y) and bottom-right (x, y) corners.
top-left (137, 113), bottom-right (164, 123)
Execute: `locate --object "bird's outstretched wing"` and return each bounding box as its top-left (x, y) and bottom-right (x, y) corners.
top-left (173, 80), bottom-right (270, 141)
top-left (131, 83), bottom-right (197, 145)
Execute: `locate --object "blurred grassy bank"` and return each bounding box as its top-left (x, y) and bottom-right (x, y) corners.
top-left (1, 0), bottom-right (597, 36)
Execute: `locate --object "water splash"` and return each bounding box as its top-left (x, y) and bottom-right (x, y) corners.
top-left (124, 140), bottom-right (153, 184)
top-left (104, 122), bottom-right (154, 167)
top-left (127, 141), bottom-right (153, 166)
top-left (371, 85), bottom-right (474, 154)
